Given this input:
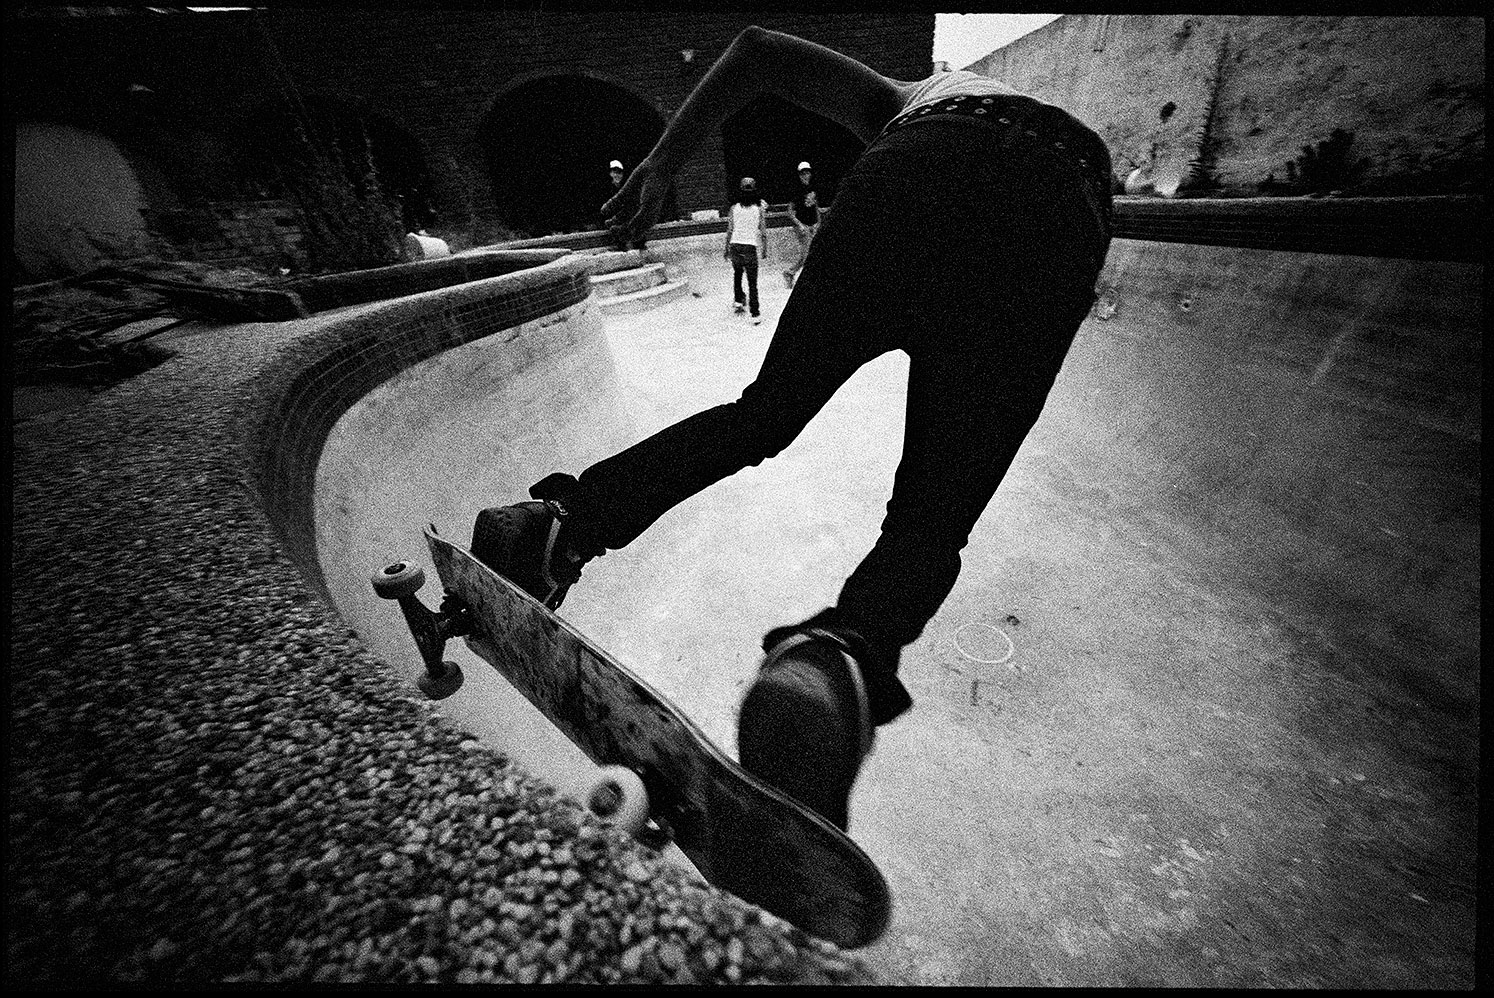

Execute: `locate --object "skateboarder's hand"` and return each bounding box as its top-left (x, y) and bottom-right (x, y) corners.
top-left (603, 158), bottom-right (666, 244)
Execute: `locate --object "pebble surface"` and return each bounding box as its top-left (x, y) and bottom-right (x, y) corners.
top-left (8, 307), bottom-right (877, 984)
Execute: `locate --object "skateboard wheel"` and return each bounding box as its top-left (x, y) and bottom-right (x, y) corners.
top-left (586, 766), bottom-right (649, 835)
top-left (417, 660), bottom-right (464, 699)
top-left (372, 561), bottom-right (425, 600)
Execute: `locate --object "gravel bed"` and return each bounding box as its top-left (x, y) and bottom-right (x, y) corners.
top-left (7, 312), bottom-right (877, 985)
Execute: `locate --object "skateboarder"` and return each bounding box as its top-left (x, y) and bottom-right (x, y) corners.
top-left (471, 26), bottom-right (1112, 831)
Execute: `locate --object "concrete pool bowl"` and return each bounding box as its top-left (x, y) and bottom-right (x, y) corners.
top-left (9, 205), bottom-right (1480, 986)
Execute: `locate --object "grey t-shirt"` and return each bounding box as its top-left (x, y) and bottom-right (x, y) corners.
top-left (898, 70), bottom-right (1023, 116)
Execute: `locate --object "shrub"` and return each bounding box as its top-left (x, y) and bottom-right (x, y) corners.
top-left (1176, 35), bottom-right (1230, 198)
top-left (1294, 128), bottom-right (1369, 195)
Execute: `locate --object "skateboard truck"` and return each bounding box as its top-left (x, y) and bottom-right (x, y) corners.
top-left (372, 560), bottom-right (671, 845)
top-left (371, 561), bottom-right (472, 699)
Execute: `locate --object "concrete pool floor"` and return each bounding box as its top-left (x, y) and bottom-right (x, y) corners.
top-left (314, 239), bottom-right (1478, 987)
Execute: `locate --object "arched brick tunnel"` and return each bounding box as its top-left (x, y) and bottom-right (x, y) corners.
top-left (480, 75), bottom-right (677, 237)
top-left (721, 95), bottom-right (865, 207)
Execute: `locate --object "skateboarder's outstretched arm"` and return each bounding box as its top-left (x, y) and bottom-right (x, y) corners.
top-left (603, 26), bottom-right (919, 240)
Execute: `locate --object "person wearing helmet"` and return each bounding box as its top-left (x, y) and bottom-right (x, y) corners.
top-left (471, 26), bottom-right (1112, 833)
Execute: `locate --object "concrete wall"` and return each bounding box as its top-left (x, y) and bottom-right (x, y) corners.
top-left (967, 15), bottom-right (1484, 195)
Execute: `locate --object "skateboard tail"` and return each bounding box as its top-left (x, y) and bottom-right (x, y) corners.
top-left (708, 800), bottom-right (893, 948)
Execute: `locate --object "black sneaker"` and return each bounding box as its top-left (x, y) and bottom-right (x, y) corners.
top-left (737, 628), bottom-right (875, 831)
top-left (470, 500), bottom-right (584, 609)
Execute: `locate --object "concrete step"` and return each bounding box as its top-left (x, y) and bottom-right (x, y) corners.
top-left (595, 279), bottom-right (692, 314)
top-left (591, 263), bottom-right (667, 298)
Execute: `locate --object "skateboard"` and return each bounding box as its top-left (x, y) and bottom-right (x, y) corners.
top-left (371, 525), bottom-right (891, 948)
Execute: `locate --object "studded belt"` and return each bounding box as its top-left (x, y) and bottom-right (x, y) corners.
top-left (879, 92), bottom-right (1113, 225)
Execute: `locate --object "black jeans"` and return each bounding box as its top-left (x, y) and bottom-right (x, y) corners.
top-left (729, 243), bottom-right (760, 316)
top-left (556, 102), bottom-right (1112, 725)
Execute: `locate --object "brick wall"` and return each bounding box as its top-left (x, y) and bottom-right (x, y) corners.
top-left (9, 10), bottom-right (933, 255)
top-left (252, 10), bottom-right (933, 218)
top-left (143, 199), bottom-right (308, 273)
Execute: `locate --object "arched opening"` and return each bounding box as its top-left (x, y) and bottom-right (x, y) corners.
top-left (479, 76), bottom-right (674, 237)
top-left (721, 96), bottom-right (865, 206)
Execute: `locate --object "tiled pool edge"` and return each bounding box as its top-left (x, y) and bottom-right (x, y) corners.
top-left (245, 256), bottom-right (592, 606)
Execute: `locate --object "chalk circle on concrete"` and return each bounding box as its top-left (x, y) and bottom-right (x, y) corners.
top-left (953, 622), bottom-right (1016, 668)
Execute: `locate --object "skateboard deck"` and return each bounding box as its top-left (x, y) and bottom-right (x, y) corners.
top-left (411, 525), bottom-right (890, 948)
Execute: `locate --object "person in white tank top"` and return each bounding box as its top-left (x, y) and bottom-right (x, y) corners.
top-left (723, 176), bottom-right (769, 321)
